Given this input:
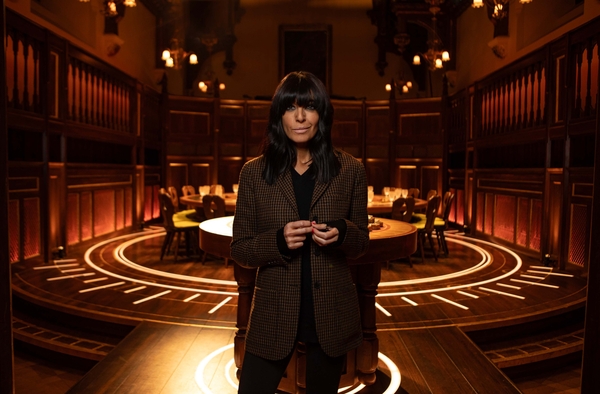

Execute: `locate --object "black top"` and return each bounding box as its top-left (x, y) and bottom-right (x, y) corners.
top-left (291, 166), bottom-right (318, 343)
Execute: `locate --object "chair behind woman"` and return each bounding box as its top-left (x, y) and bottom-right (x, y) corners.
top-left (407, 188), bottom-right (420, 199)
top-left (412, 195), bottom-right (441, 262)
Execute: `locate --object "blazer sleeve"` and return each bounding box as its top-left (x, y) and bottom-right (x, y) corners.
top-left (230, 161), bottom-right (290, 268)
top-left (335, 159), bottom-right (370, 261)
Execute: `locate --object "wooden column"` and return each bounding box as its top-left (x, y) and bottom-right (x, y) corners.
top-left (0, 1), bottom-right (16, 393)
top-left (580, 77), bottom-right (600, 393)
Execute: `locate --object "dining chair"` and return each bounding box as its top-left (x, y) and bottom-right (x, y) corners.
top-left (412, 195), bottom-right (441, 262)
top-left (391, 197), bottom-right (415, 223)
top-left (426, 189), bottom-right (438, 200)
top-left (434, 191), bottom-right (455, 256)
top-left (202, 194), bottom-right (226, 219)
top-left (158, 189), bottom-right (199, 261)
top-left (407, 188), bottom-right (420, 199)
top-left (201, 194), bottom-right (229, 266)
top-left (167, 186), bottom-right (200, 222)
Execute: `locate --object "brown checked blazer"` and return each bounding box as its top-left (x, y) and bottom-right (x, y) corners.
top-left (231, 150), bottom-right (370, 360)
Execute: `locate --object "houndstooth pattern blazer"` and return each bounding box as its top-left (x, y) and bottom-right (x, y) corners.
top-left (231, 150), bottom-right (370, 360)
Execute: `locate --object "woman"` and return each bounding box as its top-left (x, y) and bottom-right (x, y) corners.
top-left (231, 71), bottom-right (370, 393)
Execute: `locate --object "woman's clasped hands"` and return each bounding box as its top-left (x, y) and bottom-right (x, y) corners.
top-left (283, 220), bottom-right (339, 249)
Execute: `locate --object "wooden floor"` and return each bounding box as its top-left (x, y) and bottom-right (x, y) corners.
top-left (11, 227), bottom-right (587, 393)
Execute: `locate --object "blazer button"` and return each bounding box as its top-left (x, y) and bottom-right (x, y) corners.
top-left (314, 281), bottom-right (321, 289)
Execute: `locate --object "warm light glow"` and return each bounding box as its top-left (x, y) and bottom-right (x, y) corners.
top-left (198, 81), bottom-right (206, 89)
top-left (107, 1), bottom-right (117, 14)
top-left (123, 0), bottom-right (137, 7)
top-left (165, 58), bottom-right (174, 68)
top-left (189, 53), bottom-right (198, 64)
top-left (435, 58), bottom-right (443, 68)
top-left (385, 84), bottom-right (392, 92)
top-left (219, 83), bottom-right (226, 91)
top-left (406, 81), bottom-right (412, 88)
top-left (79, 0), bottom-right (91, 2)
top-left (413, 55), bottom-right (421, 65)
top-left (442, 51), bottom-right (450, 62)
top-left (402, 85), bottom-right (409, 93)
top-left (161, 50), bottom-right (171, 61)
top-left (520, 0), bottom-right (533, 3)
top-left (472, 0), bottom-right (483, 8)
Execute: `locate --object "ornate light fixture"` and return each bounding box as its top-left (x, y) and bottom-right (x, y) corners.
top-left (413, 0), bottom-right (450, 71)
top-left (197, 35), bottom-right (226, 95)
top-left (472, 0), bottom-right (533, 20)
top-left (161, 39), bottom-right (198, 69)
top-left (78, 0), bottom-right (137, 17)
top-left (385, 75), bottom-right (413, 95)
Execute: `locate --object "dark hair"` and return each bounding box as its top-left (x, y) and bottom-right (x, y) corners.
top-left (261, 71), bottom-right (340, 184)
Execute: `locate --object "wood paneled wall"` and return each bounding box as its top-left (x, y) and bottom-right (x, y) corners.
top-left (444, 16), bottom-right (600, 270)
top-left (165, 96), bottom-right (444, 199)
top-left (5, 10), bottom-right (163, 262)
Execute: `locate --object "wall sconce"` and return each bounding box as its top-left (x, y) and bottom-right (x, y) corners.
top-left (198, 79), bottom-right (226, 94)
top-left (161, 39), bottom-right (198, 69)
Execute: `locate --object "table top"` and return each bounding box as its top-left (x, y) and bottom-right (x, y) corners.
top-left (180, 193), bottom-right (237, 208)
top-left (199, 216), bottom-right (418, 264)
top-left (368, 195), bottom-right (427, 215)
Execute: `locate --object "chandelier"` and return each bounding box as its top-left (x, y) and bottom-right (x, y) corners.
top-left (197, 35), bottom-right (226, 95)
top-left (161, 39), bottom-right (198, 69)
top-left (413, 0), bottom-right (450, 72)
top-left (385, 77), bottom-right (413, 95)
top-left (472, 0), bottom-right (533, 20)
top-left (78, 0), bottom-right (137, 17)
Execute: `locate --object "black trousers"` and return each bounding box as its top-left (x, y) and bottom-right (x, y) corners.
top-left (237, 342), bottom-right (346, 394)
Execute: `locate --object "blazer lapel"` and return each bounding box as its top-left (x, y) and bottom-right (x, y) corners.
top-left (275, 169), bottom-right (299, 217)
top-left (311, 180), bottom-right (329, 209)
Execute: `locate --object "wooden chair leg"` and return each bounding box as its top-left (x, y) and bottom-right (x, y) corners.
top-left (160, 231), bottom-right (173, 260)
top-left (174, 232), bottom-right (182, 261)
top-left (427, 232), bottom-right (438, 261)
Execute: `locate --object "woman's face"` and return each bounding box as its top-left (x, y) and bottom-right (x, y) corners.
top-left (281, 103), bottom-right (319, 147)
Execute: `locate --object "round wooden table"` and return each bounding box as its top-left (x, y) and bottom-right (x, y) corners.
top-left (368, 195), bottom-right (427, 215)
top-left (180, 193), bottom-right (237, 215)
top-left (199, 215), bottom-right (417, 392)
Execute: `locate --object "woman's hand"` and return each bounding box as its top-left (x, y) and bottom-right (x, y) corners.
top-left (311, 222), bottom-right (339, 246)
top-left (283, 220), bottom-right (313, 250)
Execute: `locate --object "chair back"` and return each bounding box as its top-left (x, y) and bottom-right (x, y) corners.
top-left (158, 189), bottom-right (176, 229)
top-left (210, 184), bottom-right (224, 197)
top-left (423, 195), bottom-right (441, 232)
top-left (408, 188), bottom-right (420, 199)
top-left (440, 191), bottom-right (455, 221)
top-left (426, 189), bottom-right (438, 200)
top-left (167, 186), bottom-right (180, 211)
top-left (203, 194), bottom-right (226, 219)
top-left (391, 197), bottom-right (406, 221)
top-left (181, 185), bottom-right (195, 197)
top-left (402, 196), bottom-right (416, 222)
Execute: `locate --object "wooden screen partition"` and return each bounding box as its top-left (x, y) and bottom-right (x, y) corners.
top-left (442, 16), bottom-right (600, 268)
top-left (65, 166), bottom-right (135, 250)
top-left (7, 165), bottom-right (44, 263)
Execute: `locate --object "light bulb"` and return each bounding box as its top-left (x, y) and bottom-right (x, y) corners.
top-left (189, 54), bottom-right (198, 64)
top-left (402, 85), bottom-right (409, 93)
top-left (385, 84), bottom-right (392, 92)
top-left (161, 50), bottom-right (171, 61)
top-left (124, 0), bottom-right (137, 7)
top-left (435, 58), bottom-right (443, 68)
top-left (442, 51), bottom-right (450, 62)
top-left (165, 58), bottom-right (174, 68)
top-left (219, 83), bottom-right (226, 91)
top-left (413, 55), bottom-right (421, 65)
top-left (406, 81), bottom-right (412, 88)
top-left (198, 81), bottom-right (206, 89)
top-left (472, 0), bottom-right (484, 8)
